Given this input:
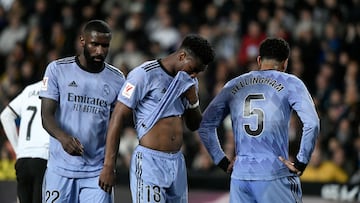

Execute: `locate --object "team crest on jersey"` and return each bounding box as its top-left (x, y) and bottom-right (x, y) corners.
top-left (41, 77), bottom-right (48, 91)
top-left (122, 82), bottom-right (135, 99)
top-left (103, 84), bottom-right (110, 96)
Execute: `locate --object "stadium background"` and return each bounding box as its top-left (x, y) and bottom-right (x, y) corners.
top-left (0, 0), bottom-right (360, 202)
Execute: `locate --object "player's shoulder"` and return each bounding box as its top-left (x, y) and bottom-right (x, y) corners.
top-left (46, 56), bottom-right (76, 71)
top-left (104, 63), bottom-right (125, 80)
top-left (226, 72), bottom-right (252, 85)
top-left (253, 70), bottom-right (302, 82)
top-left (54, 56), bottom-right (76, 66)
top-left (139, 60), bottom-right (160, 73)
top-left (281, 72), bottom-right (304, 83)
top-left (25, 81), bottom-right (43, 90)
top-left (128, 60), bottom-right (159, 77)
top-left (21, 81), bottom-right (42, 93)
top-left (14, 81), bottom-right (42, 101)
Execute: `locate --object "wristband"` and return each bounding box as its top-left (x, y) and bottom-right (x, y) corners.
top-left (217, 157), bottom-right (230, 173)
top-left (293, 158), bottom-right (307, 172)
top-left (187, 100), bottom-right (199, 109)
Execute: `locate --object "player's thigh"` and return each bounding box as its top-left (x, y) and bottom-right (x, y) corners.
top-left (253, 176), bottom-right (303, 203)
top-left (42, 169), bottom-right (76, 203)
top-left (31, 159), bottom-right (47, 203)
top-left (32, 158), bottom-right (47, 181)
top-left (130, 163), bottom-right (167, 203)
top-left (133, 174), bottom-right (188, 203)
top-left (230, 179), bottom-right (255, 203)
top-left (129, 151), bottom-right (169, 203)
top-left (15, 158), bottom-right (31, 183)
top-left (79, 176), bottom-right (113, 203)
top-left (130, 147), bottom-right (187, 203)
top-left (167, 155), bottom-right (188, 203)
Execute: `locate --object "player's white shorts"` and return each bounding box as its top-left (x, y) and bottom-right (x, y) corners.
top-left (130, 145), bottom-right (188, 203)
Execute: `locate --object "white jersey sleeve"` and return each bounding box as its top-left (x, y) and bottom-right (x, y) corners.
top-left (0, 106), bottom-right (19, 153)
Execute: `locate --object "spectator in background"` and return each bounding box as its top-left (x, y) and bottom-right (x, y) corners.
top-left (349, 135), bottom-right (360, 185)
top-left (0, 5), bottom-right (8, 34)
top-left (146, 3), bottom-right (180, 52)
top-left (237, 20), bottom-right (266, 69)
top-left (0, 12), bottom-right (27, 56)
top-left (328, 137), bottom-right (354, 176)
top-left (112, 38), bottom-right (147, 73)
top-left (0, 58), bottom-right (22, 109)
top-left (301, 144), bottom-right (349, 184)
top-left (0, 141), bottom-right (16, 180)
top-left (0, 81), bottom-right (49, 203)
top-left (192, 143), bottom-right (214, 171)
top-left (293, 7), bottom-right (321, 94)
top-left (173, 0), bottom-right (197, 28)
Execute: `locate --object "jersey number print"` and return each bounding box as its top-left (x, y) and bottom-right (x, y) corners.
top-left (26, 106), bottom-right (37, 140)
top-left (244, 94), bottom-right (265, 136)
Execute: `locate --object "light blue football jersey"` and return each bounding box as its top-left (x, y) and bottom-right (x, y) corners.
top-left (118, 60), bottom-right (197, 140)
top-left (39, 56), bottom-right (125, 178)
top-left (199, 70), bottom-right (319, 180)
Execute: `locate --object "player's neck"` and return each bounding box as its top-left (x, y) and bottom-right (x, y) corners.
top-left (158, 56), bottom-right (177, 77)
top-left (76, 55), bottom-right (104, 73)
top-left (259, 60), bottom-right (283, 71)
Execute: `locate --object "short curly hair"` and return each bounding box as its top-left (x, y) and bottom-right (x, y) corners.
top-left (180, 34), bottom-right (215, 65)
top-left (83, 20), bottom-right (111, 34)
top-left (259, 38), bottom-right (290, 62)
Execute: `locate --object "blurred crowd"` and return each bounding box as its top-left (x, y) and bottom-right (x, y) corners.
top-left (0, 0), bottom-right (359, 185)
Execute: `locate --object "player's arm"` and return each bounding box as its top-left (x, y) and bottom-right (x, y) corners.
top-left (41, 97), bottom-right (83, 156)
top-left (183, 85), bottom-right (202, 131)
top-left (198, 88), bottom-right (232, 173)
top-left (0, 106), bottom-right (19, 153)
top-left (280, 77), bottom-right (320, 175)
top-left (99, 101), bottom-right (132, 193)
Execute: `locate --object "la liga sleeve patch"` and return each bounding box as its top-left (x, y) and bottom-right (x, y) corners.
top-left (41, 77), bottom-right (48, 91)
top-left (122, 82), bottom-right (135, 99)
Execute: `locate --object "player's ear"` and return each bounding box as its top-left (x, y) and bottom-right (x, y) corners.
top-left (79, 35), bottom-right (85, 46)
top-left (178, 50), bottom-right (186, 61)
top-left (283, 58), bottom-right (289, 71)
top-left (257, 56), bottom-right (261, 66)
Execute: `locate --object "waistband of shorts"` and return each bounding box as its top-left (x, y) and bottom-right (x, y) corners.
top-left (136, 145), bottom-right (182, 159)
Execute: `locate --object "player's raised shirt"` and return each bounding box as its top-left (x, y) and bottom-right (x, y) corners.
top-left (39, 56), bottom-right (125, 178)
top-left (199, 70), bottom-right (319, 180)
top-left (118, 60), bottom-right (196, 140)
top-left (8, 81), bottom-right (49, 160)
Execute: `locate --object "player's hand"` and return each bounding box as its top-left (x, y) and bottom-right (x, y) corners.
top-left (184, 85), bottom-right (198, 106)
top-left (99, 165), bottom-right (116, 193)
top-left (227, 159), bottom-right (235, 174)
top-left (59, 136), bottom-right (84, 156)
top-left (278, 156), bottom-right (303, 176)
top-left (217, 156), bottom-right (233, 174)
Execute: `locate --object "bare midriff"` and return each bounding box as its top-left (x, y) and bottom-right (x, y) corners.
top-left (139, 116), bottom-right (183, 153)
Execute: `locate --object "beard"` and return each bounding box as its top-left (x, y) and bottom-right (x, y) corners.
top-left (83, 47), bottom-right (105, 70)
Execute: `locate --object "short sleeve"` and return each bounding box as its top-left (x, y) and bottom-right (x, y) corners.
top-left (39, 61), bottom-right (59, 101)
top-left (117, 67), bottom-right (147, 109)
